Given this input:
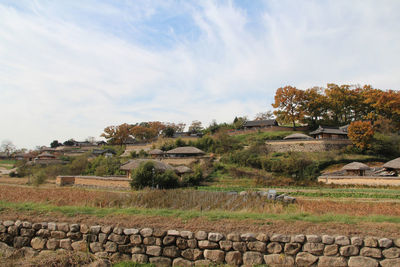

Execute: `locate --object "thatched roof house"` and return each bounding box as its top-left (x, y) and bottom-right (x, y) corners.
top-left (120, 159), bottom-right (173, 178)
top-left (37, 152), bottom-right (56, 159)
top-left (148, 149), bottom-right (164, 158)
top-left (166, 147), bottom-right (205, 157)
top-left (243, 119), bottom-right (278, 129)
top-left (40, 147), bottom-right (56, 153)
top-left (383, 157), bottom-right (400, 174)
top-left (55, 146), bottom-right (74, 152)
top-left (342, 162), bottom-right (371, 176)
top-left (283, 133), bottom-right (313, 140)
top-left (174, 165), bottom-right (193, 175)
top-left (121, 159), bottom-right (173, 171)
top-left (15, 152), bottom-right (35, 161)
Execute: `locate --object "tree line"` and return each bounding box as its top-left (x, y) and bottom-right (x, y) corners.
top-left (100, 83), bottom-right (399, 146)
top-left (101, 121), bottom-right (204, 145)
top-left (272, 83), bottom-right (400, 130)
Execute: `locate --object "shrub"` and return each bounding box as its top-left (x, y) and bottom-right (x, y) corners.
top-left (86, 156), bottom-right (122, 176)
top-left (69, 156), bottom-right (89, 175)
top-left (32, 170), bottom-right (47, 186)
top-left (160, 140), bottom-right (176, 151)
top-left (181, 166), bottom-right (204, 186)
top-left (221, 150), bottom-right (263, 169)
top-left (138, 149), bottom-right (148, 158)
top-left (130, 151), bottom-right (138, 158)
top-left (156, 170), bottom-right (180, 189)
top-left (130, 162), bottom-right (179, 189)
top-left (368, 133), bottom-right (400, 158)
top-left (175, 138), bottom-right (187, 147)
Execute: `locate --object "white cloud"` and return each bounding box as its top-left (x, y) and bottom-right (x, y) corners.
top-left (0, 1), bottom-right (399, 149)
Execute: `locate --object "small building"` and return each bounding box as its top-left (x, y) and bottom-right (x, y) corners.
top-left (341, 162), bottom-right (371, 176)
top-left (96, 140), bottom-right (107, 146)
top-left (383, 157), bottom-right (400, 176)
top-left (92, 149), bottom-right (116, 158)
top-left (243, 119), bottom-right (278, 129)
top-left (148, 149), bottom-right (164, 158)
top-left (55, 146), bottom-right (74, 152)
top-left (37, 152), bottom-right (56, 160)
top-left (123, 136), bottom-right (137, 145)
top-left (174, 165), bottom-right (193, 176)
top-left (40, 147), bottom-right (57, 153)
top-left (120, 159), bottom-right (174, 178)
top-left (283, 133), bottom-right (313, 140)
top-left (309, 126), bottom-right (348, 140)
top-left (32, 152), bottom-right (67, 165)
top-left (166, 147), bottom-right (205, 158)
top-left (15, 152), bottom-right (35, 161)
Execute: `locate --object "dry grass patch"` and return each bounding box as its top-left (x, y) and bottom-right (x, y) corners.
top-left (1, 185), bottom-right (400, 217)
top-left (0, 250), bottom-right (95, 267)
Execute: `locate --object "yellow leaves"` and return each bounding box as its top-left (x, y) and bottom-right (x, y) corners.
top-left (101, 122), bottom-right (168, 145)
top-left (272, 86), bottom-right (304, 127)
top-left (348, 121), bottom-right (374, 151)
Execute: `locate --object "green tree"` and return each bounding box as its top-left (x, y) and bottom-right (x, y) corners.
top-left (324, 84), bottom-right (357, 125)
top-left (130, 162), bottom-right (179, 189)
top-left (50, 140), bottom-right (62, 148)
top-left (162, 127), bottom-right (176, 137)
top-left (233, 116), bottom-right (247, 129)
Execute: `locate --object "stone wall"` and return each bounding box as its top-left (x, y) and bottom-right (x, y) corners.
top-left (227, 126), bottom-right (309, 136)
top-left (56, 176), bottom-right (131, 189)
top-left (265, 140), bottom-right (351, 153)
top-left (1, 220), bottom-right (399, 266)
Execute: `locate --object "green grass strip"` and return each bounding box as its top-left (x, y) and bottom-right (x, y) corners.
top-left (1, 200), bottom-right (400, 224)
top-left (197, 186), bottom-right (400, 199)
top-left (287, 191), bottom-right (400, 199)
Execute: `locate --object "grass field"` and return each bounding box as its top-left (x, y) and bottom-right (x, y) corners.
top-left (230, 130), bottom-right (293, 144)
top-left (1, 185), bottom-right (400, 223)
top-left (0, 159), bottom-right (16, 170)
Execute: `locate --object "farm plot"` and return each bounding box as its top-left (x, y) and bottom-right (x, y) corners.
top-left (1, 185), bottom-right (400, 238)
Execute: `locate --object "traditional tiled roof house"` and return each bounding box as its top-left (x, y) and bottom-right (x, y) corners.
top-left (309, 126), bottom-right (348, 139)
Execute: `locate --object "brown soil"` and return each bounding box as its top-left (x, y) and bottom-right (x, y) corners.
top-left (1, 210), bottom-right (400, 238)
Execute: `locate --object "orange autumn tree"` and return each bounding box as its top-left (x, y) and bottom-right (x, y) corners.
top-left (272, 86), bottom-right (304, 129)
top-left (347, 121), bottom-right (374, 151)
top-left (101, 123), bottom-right (133, 145)
top-left (301, 87), bottom-right (328, 128)
top-left (131, 121), bottom-right (166, 141)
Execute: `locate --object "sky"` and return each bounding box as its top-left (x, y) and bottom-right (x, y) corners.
top-left (1, 0), bottom-right (400, 149)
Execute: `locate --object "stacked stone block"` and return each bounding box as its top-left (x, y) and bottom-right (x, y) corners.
top-left (1, 220), bottom-right (400, 266)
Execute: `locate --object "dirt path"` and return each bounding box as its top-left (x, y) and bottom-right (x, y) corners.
top-left (0, 166), bottom-right (16, 175)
